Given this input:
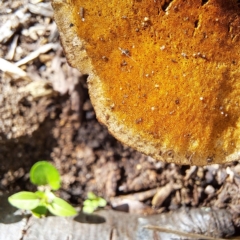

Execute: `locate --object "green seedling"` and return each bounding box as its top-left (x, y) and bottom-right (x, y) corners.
top-left (83, 192), bottom-right (107, 214)
top-left (8, 161), bottom-right (77, 218)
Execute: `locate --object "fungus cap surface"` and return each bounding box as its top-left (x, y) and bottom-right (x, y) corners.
top-left (52, 0), bottom-right (240, 165)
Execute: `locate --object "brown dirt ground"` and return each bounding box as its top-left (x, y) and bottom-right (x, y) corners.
top-left (1, 0), bottom-right (240, 237)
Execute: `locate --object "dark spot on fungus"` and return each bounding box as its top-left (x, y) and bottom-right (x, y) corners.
top-left (121, 60), bottom-right (127, 66)
top-left (201, 0), bottom-right (209, 6)
top-left (135, 118), bottom-right (143, 124)
top-left (102, 56), bottom-right (109, 61)
top-left (194, 19), bottom-right (199, 29)
top-left (207, 156), bottom-right (214, 163)
top-left (175, 99), bottom-right (180, 105)
top-left (162, 0), bottom-right (174, 12)
top-left (163, 150), bottom-right (175, 159)
top-left (237, 0), bottom-right (240, 7)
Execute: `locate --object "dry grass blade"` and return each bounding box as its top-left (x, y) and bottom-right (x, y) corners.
top-left (15, 43), bottom-right (58, 67)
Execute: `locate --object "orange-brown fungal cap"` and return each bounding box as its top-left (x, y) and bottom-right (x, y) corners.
top-left (52, 0), bottom-right (240, 165)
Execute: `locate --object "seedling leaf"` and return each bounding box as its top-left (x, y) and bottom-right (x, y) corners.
top-left (83, 205), bottom-right (95, 214)
top-left (30, 161), bottom-right (60, 190)
top-left (87, 192), bottom-right (97, 200)
top-left (83, 199), bottom-right (93, 206)
top-left (47, 197), bottom-right (77, 216)
top-left (8, 192), bottom-right (40, 210)
top-left (31, 205), bottom-right (48, 218)
top-left (83, 193), bottom-right (107, 214)
top-left (97, 197), bottom-right (107, 207)
top-left (34, 191), bottom-right (46, 199)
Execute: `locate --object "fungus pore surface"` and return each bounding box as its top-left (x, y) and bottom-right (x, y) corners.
top-left (53, 0), bottom-right (240, 165)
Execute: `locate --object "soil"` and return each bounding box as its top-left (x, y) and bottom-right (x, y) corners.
top-left (1, 0), bottom-right (240, 238)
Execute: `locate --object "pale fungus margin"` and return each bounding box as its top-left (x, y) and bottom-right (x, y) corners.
top-left (52, 0), bottom-right (240, 165)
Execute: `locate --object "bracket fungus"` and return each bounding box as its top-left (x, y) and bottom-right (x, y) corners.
top-left (52, 0), bottom-right (240, 165)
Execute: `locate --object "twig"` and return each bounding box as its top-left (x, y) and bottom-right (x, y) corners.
top-left (15, 43), bottom-right (58, 67)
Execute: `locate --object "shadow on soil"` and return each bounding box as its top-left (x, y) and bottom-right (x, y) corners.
top-left (74, 212), bottom-right (106, 224)
top-left (0, 194), bottom-right (27, 224)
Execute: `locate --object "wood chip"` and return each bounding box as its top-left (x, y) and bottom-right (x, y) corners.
top-left (111, 188), bottom-right (158, 204)
top-left (28, 2), bottom-right (53, 18)
top-left (0, 58), bottom-right (31, 81)
top-left (152, 183), bottom-right (173, 207)
top-left (18, 81), bottom-right (55, 98)
top-left (0, 16), bottom-right (20, 44)
top-left (5, 35), bottom-right (19, 61)
top-left (184, 166), bottom-right (197, 180)
top-left (0, 7), bottom-right (30, 43)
